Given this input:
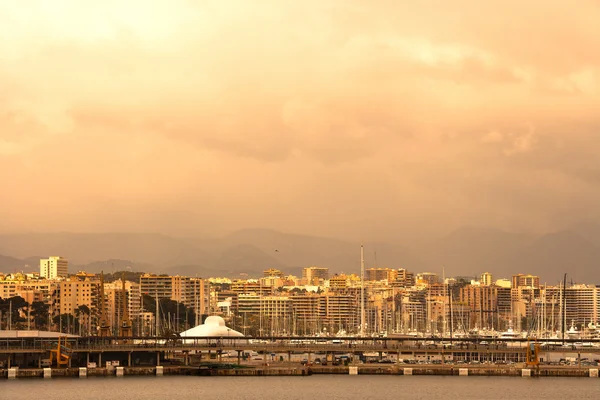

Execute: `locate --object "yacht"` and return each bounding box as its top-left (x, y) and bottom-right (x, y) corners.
top-left (566, 321), bottom-right (580, 340)
top-left (584, 322), bottom-right (599, 340)
top-left (499, 327), bottom-right (524, 347)
top-left (499, 327), bottom-right (522, 339)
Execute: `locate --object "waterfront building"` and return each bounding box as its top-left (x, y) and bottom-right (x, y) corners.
top-left (319, 293), bottom-right (356, 333)
top-left (565, 284), bottom-right (599, 328)
top-left (55, 277), bottom-right (97, 316)
top-left (496, 286), bottom-right (512, 325)
top-left (50, 276), bottom-right (99, 334)
top-left (459, 284), bottom-right (498, 329)
top-left (140, 274), bottom-right (210, 318)
top-left (102, 279), bottom-right (142, 335)
top-left (290, 293), bottom-right (321, 334)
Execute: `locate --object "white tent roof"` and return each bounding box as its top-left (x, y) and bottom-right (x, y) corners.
top-left (180, 316), bottom-right (244, 337)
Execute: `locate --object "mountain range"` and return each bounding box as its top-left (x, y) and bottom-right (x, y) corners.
top-left (1, 220), bottom-right (600, 283)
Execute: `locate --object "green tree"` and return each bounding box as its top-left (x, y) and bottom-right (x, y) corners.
top-left (0, 296), bottom-right (29, 329)
top-left (30, 301), bottom-right (50, 330)
top-left (75, 305), bottom-right (91, 335)
top-left (103, 270), bottom-right (144, 283)
top-left (53, 313), bottom-right (79, 334)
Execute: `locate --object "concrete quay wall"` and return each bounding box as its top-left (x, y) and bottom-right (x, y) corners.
top-left (1, 365), bottom-right (598, 378)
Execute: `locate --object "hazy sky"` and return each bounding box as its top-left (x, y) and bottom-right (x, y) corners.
top-left (1, 1), bottom-right (599, 241)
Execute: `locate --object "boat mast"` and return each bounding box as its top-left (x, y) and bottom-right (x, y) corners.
top-left (155, 291), bottom-right (160, 337)
top-left (449, 284), bottom-right (454, 340)
top-left (442, 266), bottom-right (446, 337)
top-left (360, 244), bottom-right (365, 337)
top-left (562, 273), bottom-right (567, 344)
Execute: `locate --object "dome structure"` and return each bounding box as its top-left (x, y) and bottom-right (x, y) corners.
top-left (180, 315), bottom-right (244, 337)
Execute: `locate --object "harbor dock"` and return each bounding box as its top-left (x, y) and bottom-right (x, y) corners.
top-left (2, 363), bottom-right (599, 378)
top-left (2, 335), bottom-right (599, 379)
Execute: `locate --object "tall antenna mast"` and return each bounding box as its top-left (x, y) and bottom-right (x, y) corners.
top-left (360, 244), bottom-right (365, 337)
top-left (442, 266), bottom-right (446, 336)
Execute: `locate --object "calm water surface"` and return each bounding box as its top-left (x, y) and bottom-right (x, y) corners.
top-left (5, 376), bottom-right (600, 400)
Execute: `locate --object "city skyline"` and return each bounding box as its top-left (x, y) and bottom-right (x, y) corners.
top-left (2, 261), bottom-right (599, 338)
top-left (2, 1), bottom-right (600, 389)
top-left (1, 1), bottom-right (599, 244)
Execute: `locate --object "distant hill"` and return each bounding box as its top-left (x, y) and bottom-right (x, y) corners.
top-left (0, 232), bottom-right (207, 265)
top-left (0, 254), bottom-right (29, 272)
top-left (567, 219), bottom-right (600, 247)
top-left (0, 225), bottom-right (599, 283)
top-left (414, 226), bottom-right (534, 277)
top-left (216, 228), bottom-right (423, 273)
top-left (506, 230), bottom-right (600, 284)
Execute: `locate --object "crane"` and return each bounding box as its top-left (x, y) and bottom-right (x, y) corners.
top-left (98, 271), bottom-right (111, 337)
top-left (49, 336), bottom-right (71, 367)
top-left (119, 272), bottom-right (132, 337)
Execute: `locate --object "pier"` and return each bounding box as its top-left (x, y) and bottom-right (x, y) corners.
top-left (2, 364), bottom-right (599, 379)
top-left (1, 336), bottom-right (599, 378)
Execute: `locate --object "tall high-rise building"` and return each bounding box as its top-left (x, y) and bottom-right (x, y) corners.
top-left (40, 256), bottom-right (68, 279)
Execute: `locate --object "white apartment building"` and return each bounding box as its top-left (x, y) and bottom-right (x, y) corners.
top-left (40, 256), bottom-right (68, 279)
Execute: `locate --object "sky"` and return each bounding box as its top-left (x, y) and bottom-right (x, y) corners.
top-left (1, 0), bottom-right (599, 242)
